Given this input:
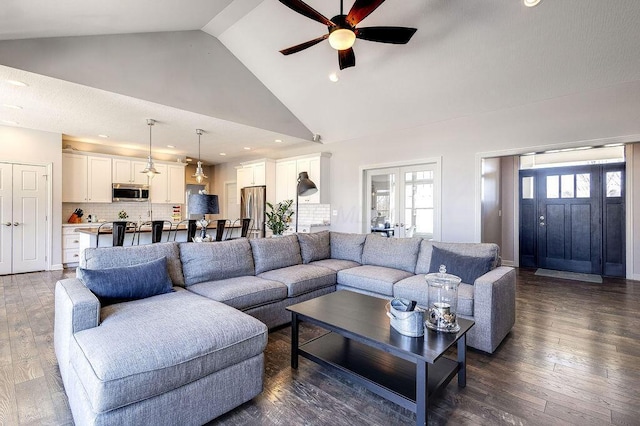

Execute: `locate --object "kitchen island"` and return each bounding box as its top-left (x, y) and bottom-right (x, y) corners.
top-left (75, 222), bottom-right (242, 260)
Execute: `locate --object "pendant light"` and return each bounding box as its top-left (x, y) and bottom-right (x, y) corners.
top-left (193, 129), bottom-right (208, 184)
top-left (141, 119), bottom-right (160, 178)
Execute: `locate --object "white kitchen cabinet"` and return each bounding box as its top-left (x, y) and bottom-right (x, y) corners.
top-left (62, 153), bottom-right (112, 203)
top-left (274, 153), bottom-right (331, 205)
top-left (112, 158), bottom-right (149, 184)
top-left (275, 160), bottom-right (297, 203)
top-left (151, 164), bottom-right (185, 204)
top-left (236, 159), bottom-right (275, 204)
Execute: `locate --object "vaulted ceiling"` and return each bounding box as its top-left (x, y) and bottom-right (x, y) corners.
top-left (1, 0), bottom-right (639, 163)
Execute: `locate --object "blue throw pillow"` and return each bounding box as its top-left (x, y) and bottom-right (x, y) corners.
top-left (428, 246), bottom-right (494, 284)
top-left (78, 257), bottom-right (173, 305)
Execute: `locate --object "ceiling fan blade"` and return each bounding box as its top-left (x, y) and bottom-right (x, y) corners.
top-left (338, 48), bottom-right (356, 70)
top-left (346, 0), bottom-right (387, 27)
top-left (280, 34), bottom-right (329, 55)
top-left (279, 0), bottom-right (335, 27)
top-left (356, 26), bottom-right (417, 44)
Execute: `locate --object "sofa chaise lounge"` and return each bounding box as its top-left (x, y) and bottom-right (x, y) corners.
top-left (55, 231), bottom-right (515, 425)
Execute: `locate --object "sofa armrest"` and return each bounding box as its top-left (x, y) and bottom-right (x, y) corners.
top-left (471, 266), bottom-right (516, 353)
top-left (54, 278), bottom-right (100, 384)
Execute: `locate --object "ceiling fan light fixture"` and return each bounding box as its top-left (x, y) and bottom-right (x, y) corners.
top-left (329, 28), bottom-right (356, 50)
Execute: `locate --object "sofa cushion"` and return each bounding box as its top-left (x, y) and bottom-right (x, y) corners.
top-left (337, 265), bottom-right (413, 296)
top-left (179, 239), bottom-right (255, 286)
top-left (187, 276), bottom-right (287, 310)
top-left (393, 274), bottom-right (429, 306)
top-left (309, 258), bottom-right (360, 272)
top-left (394, 275), bottom-right (474, 316)
top-left (415, 241), bottom-right (500, 275)
top-left (250, 235), bottom-right (302, 274)
top-left (70, 289), bottom-right (267, 413)
top-left (258, 264), bottom-right (336, 297)
top-left (297, 231), bottom-right (330, 264)
top-left (78, 257), bottom-right (173, 305)
top-left (428, 246), bottom-right (494, 285)
top-left (80, 242), bottom-right (185, 287)
top-left (330, 232), bottom-right (366, 263)
top-left (361, 234), bottom-right (422, 273)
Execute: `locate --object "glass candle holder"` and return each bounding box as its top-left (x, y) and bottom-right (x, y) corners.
top-left (425, 265), bottom-right (461, 333)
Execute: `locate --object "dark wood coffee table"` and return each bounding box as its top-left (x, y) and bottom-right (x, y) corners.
top-left (286, 290), bottom-right (474, 426)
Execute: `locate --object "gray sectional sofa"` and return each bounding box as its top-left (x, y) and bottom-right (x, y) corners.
top-left (54, 231), bottom-right (516, 425)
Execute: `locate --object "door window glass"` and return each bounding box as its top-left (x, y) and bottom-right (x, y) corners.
top-left (546, 176), bottom-right (559, 199)
top-left (522, 176), bottom-right (534, 199)
top-left (606, 171), bottom-right (622, 197)
top-left (576, 173), bottom-right (590, 198)
top-left (560, 174), bottom-right (574, 198)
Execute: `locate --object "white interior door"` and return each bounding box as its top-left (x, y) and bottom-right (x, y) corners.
top-left (12, 164), bottom-right (47, 274)
top-left (0, 163), bottom-right (12, 275)
top-left (364, 162), bottom-right (440, 239)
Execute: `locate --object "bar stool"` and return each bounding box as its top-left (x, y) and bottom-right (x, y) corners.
top-left (173, 219), bottom-right (197, 242)
top-left (112, 221), bottom-right (130, 247)
top-left (224, 219), bottom-right (239, 240)
top-left (240, 218), bottom-right (252, 238)
top-left (135, 220), bottom-right (172, 244)
top-left (214, 219), bottom-right (228, 242)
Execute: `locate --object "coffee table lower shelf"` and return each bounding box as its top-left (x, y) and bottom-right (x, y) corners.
top-left (298, 332), bottom-right (460, 413)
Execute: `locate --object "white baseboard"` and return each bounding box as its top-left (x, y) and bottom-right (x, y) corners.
top-left (501, 260), bottom-right (515, 267)
top-left (50, 263), bottom-right (64, 271)
top-left (629, 273), bottom-right (640, 282)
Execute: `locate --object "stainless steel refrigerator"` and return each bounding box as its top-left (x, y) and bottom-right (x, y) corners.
top-left (240, 185), bottom-right (266, 238)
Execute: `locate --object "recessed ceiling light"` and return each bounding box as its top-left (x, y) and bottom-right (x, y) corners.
top-left (2, 104), bottom-right (22, 110)
top-left (219, 153), bottom-right (227, 156)
top-left (5, 80), bottom-right (28, 87)
top-left (524, 0), bottom-right (542, 7)
top-left (186, 158), bottom-right (193, 162)
top-left (329, 73), bottom-right (339, 82)
top-left (274, 139), bottom-right (283, 143)
top-left (244, 147), bottom-right (251, 150)
top-left (98, 134), bottom-right (109, 138)
top-left (1, 120), bottom-right (19, 125)
top-left (167, 145), bottom-right (175, 148)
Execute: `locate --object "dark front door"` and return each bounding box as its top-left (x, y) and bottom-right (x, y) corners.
top-left (519, 164), bottom-right (625, 277)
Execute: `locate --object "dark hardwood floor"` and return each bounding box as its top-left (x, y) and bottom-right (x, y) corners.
top-left (0, 268), bottom-right (639, 425)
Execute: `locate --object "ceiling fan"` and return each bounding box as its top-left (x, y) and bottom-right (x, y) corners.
top-left (278, 0), bottom-right (417, 70)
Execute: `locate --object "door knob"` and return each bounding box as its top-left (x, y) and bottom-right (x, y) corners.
top-left (539, 215), bottom-right (545, 221)
top-left (3, 222), bottom-right (11, 226)
top-left (13, 222), bottom-right (20, 226)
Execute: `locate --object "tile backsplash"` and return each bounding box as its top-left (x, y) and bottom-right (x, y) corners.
top-left (296, 204), bottom-right (331, 226)
top-left (63, 202), bottom-right (182, 224)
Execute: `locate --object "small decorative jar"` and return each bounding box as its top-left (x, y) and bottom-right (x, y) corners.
top-left (425, 265), bottom-right (461, 333)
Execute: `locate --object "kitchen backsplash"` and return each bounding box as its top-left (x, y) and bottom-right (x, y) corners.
top-left (296, 204), bottom-right (331, 225)
top-left (63, 203), bottom-right (182, 224)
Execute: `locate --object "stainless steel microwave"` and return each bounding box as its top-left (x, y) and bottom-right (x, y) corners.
top-left (112, 183), bottom-right (149, 202)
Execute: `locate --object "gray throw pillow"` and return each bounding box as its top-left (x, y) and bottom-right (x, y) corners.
top-left (250, 234), bottom-right (302, 274)
top-left (297, 231), bottom-right (331, 264)
top-left (330, 232), bottom-right (366, 263)
top-left (428, 246), bottom-right (493, 284)
top-left (78, 257), bottom-right (173, 305)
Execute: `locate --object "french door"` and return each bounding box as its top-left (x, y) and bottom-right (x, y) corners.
top-left (0, 163), bottom-right (48, 275)
top-left (519, 164), bottom-right (625, 276)
top-left (364, 163), bottom-right (440, 240)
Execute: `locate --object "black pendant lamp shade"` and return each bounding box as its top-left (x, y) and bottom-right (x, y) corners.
top-left (297, 172), bottom-right (318, 196)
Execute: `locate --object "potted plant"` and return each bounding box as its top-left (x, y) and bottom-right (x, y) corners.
top-left (265, 199), bottom-right (294, 236)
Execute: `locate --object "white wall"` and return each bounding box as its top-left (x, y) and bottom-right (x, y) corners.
top-left (500, 156), bottom-right (517, 266)
top-left (0, 125), bottom-right (62, 268)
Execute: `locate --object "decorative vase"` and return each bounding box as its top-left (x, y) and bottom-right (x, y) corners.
top-left (425, 265), bottom-right (461, 333)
